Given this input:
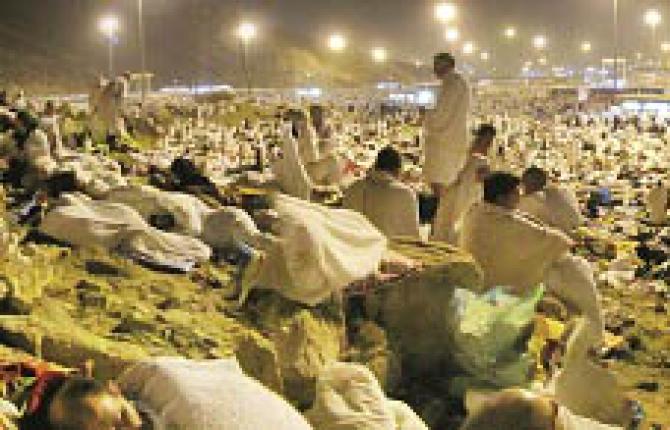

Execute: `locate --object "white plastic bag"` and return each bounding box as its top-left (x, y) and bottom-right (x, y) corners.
top-left (306, 362), bottom-right (428, 430)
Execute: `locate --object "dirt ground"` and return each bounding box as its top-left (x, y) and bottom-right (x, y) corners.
top-left (600, 282), bottom-right (670, 429)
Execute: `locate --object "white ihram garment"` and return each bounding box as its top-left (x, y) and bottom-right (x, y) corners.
top-left (423, 72), bottom-right (471, 187)
top-left (459, 202), bottom-right (572, 293)
top-left (518, 185), bottom-right (583, 234)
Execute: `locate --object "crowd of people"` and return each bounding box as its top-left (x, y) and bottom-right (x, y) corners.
top-left (0, 49), bottom-right (665, 429)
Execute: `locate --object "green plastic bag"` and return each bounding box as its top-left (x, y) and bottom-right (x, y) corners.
top-left (448, 286), bottom-right (544, 392)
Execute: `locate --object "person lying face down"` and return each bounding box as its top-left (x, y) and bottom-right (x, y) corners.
top-left (19, 376), bottom-right (141, 430)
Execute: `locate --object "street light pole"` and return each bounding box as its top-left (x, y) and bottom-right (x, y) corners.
top-left (242, 40), bottom-right (252, 94)
top-left (138, 0), bottom-right (147, 103)
top-left (99, 15), bottom-right (119, 78)
top-left (236, 22), bottom-right (257, 94)
top-left (108, 37), bottom-right (114, 76)
top-left (613, 0), bottom-right (618, 90)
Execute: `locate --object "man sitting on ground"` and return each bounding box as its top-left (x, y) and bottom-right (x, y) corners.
top-left (343, 146), bottom-right (421, 240)
top-left (518, 167), bottom-right (583, 234)
top-left (460, 172), bottom-right (573, 294)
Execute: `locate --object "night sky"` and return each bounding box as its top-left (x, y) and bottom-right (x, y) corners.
top-left (1, 0), bottom-right (669, 83)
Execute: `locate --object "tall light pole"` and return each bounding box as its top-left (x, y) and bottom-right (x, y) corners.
top-left (327, 34), bottom-right (347, 88)
top-left (138, 0), bottom-right (147, 103)
top-left (613, 0), bottom-right (619, 89)
top-left (99, 15), bottom-right (119, 77)
top-left (580, 41), bottom-right (593, 81)
top-left (371, 47), bottom-right (388, 82)
top-left (644, 9), bottom-right (662, 66)
top-left (237, 22), bottom-right (258, 94)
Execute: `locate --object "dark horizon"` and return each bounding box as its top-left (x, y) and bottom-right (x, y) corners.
top-left (1, 0), bottom-right (669, 87)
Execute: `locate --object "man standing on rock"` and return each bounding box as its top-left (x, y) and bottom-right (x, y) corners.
top-left (423, 53), bottom-right (471, 239)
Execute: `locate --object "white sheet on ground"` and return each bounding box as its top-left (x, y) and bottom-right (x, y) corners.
top-left (305, 362), bottom-right (428, 430)
top-left (107, 185), bottom-right (213, 236)
top-left (118, 357), bottom-right (314, 430)
top-left (201, 207), bottom-right (263, 249)
top-left (40, 193), bottom-right (211, 267)
top-left (261, 194), bottom-right (387, 306)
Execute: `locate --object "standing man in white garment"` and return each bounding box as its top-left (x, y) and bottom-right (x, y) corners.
top-left (423, 53), bottom-right (471, 239)
top-left (432, 124), bottom-right (495, 244)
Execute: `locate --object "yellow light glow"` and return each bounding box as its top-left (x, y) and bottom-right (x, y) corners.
top-left (435, 3), bottom-right (457, 23)
top-left (644, 9), bottom-right (662, 28)
top-left (533, 35), bottom-right (547, 50)
top-left (445, 27), bottom-right (460, 43)
top-left (371, 47), bottom-right (388, 63)
top-left (328, 34), bottom-right (347, 52)
top-left (236, 22), bottom-right (257, 42)
top-left (463, 41), bottom-right (475, 55)
top-left (99, 15), bottom-right (119, 39)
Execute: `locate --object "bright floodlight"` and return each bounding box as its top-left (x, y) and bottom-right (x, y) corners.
top-left (538, 57), bottom-right (548, 66)
top-left (414, 60), bottom-right (424, 68)
top-left (328, 34), bottom-right (347, 52)
top-left (480, 52), bottom-right (490, 61)
top-left (533, 35), bottom-right (547, 50)
top-left (445, 27), bottom-right (460, 43)
top-left (236, 22), bottom-right (257, 42)
top-left (504, 27), bottom-right (517, 39)
top-left (371, 47), bottom-right (388, 63)
top-left (644, 9), bottom-right (662, 28)
top-left (581, 41), bottom-right (592, 53)
top-left (462, 42), bottom-right (475, 55)
top-left (99, 15), bottom-right (119, 39)
top-left (435, 3), bottom-right (457, 23)
top-left (662, 42), bottom-right (670, 52)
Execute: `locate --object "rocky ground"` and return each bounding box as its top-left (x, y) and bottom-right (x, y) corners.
top-left (0, 186), bottom-right (668, 428)
top-left (600, 282), bottom-right (670, 429)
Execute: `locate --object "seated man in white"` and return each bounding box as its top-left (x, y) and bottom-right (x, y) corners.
top-left (342, 146), bottom-right (421, 240)
top-left (460, 172), bottom-right (573, 294)
top-left (271, 110), bottom-right (336, 201)
top-left (518, 167), bottom-right (583, 235)
top-left (461, 173), bottom-right (627, 426)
